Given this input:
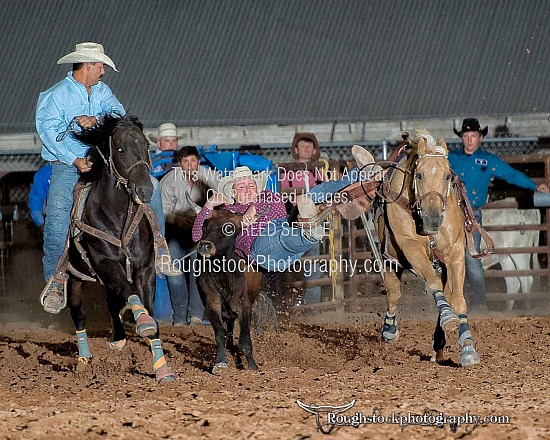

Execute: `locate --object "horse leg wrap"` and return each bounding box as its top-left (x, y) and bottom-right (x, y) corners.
top-left (136, 314), bottom-right (158, 337)
top-left (432, 290), bottom-right (459, 332)
top-left (150, 339), bottom-right (176, 382)
top-left (128, 295), bottom-right (158, 337)
top-left (76, 329), bottom-right (92, 359)
top-left (458, 314), bottom-right (480, 367)
top-left (128, 294), bottom-right (148, 320)
top-left (381, 312), bottom-right (399, 342)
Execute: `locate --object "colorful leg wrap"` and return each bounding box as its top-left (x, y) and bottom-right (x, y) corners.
top-left (150, 338), bottom-right (167, 372)
top-left (128, 294), bottom-right (148, 320)
top-left (76, 329), bottom-right (92, 358)
top-left (432, 290), bottom-right (459, 331)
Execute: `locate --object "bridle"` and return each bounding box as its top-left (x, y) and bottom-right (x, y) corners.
top-left (94, 132), bottom-right (151, 194)
top-left (58, 116), bottom-right (151, 195)
top-left (411, 148), bottom-right (451, 213)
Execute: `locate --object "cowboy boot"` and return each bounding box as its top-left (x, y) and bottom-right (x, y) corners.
top-left (352, 145), bottom-right (384, 179)
top-left (40, 271), bottom-right (68, 314)
top-left (297, 194), bottom-right (326, 241)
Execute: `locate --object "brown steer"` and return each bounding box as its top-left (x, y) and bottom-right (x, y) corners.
top-left (194, 208), bottom-right (263, 374)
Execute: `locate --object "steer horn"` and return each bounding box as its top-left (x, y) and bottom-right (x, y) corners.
top-left (186, 191), bottom-right (202, 214)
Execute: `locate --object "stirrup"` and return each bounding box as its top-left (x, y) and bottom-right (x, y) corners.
top-left (40, 273), bottom-right (68, 314)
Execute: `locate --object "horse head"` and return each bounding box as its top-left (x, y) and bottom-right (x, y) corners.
top-left (412, 128), bottom-right (451, 234)
top-left (76, 114), bottom-right (153, 204)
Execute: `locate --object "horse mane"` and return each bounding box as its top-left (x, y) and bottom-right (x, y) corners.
top-left (413, 127), bottom-right (447, 156)
top-left (73, 114), bottom-right (143, 181)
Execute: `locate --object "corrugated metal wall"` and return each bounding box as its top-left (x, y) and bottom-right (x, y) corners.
top-left (1, 0), bottom-right (550, 132)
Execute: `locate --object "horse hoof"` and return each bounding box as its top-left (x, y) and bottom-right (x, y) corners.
top-left (156, 365), bottom-right (176, 383)
top-left (107, 339), bottom-right (127, 351)
top-left (212, 362), bottom-right (229, 375)
top-left (430, 350), bottom-right (446, 363)
top-left (77, 356), bottom-right (91, 365)
top-left (382, 329), bottom-right (399, 343)
top-left (136, 314), bottom-right (157, 337)
top-left (440, 309), bottom-right (459, 332)
top-left (460, 345), bottom-right (481, 368)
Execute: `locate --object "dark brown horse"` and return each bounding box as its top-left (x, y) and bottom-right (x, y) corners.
top-left (66, 114), bottom-right (175, 382)
top-left (378, 129), bottom-right (480, 368)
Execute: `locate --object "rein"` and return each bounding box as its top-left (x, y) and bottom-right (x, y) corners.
top-left (95, 137), bottom-right (151, 197)
top-left (69, 128), bottom-right (164, 283)
top-left (57, 117), bottom-right (151, 197)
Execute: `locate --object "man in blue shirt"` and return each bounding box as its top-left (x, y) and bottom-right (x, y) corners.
top-left (36, 42), bottom-right (124, 314)
top-left (36, 42), bottom-right (177, 315)
top-left (449, 118), bottom-right (548, 312)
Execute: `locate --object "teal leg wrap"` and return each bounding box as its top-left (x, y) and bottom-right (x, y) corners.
top-left (76, 329), bottom-right (92, 358)
top-left (150, 338), bottom-right (167, 372)
top-left (128, 294), bottom-right (147, 321)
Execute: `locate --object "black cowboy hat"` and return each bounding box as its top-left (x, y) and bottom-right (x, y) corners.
top-left (454, 118), bottom-right (488, 137)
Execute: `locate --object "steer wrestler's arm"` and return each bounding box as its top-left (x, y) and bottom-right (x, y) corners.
top-left (192, 191), bottom-right (232, 242)
top-left (191, 207), bottom-right (213, 243)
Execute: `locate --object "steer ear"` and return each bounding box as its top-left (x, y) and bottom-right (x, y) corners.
top-left (185, 192), bottom-right (202, 214)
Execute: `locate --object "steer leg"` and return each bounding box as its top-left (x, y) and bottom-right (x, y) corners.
top-left (225, 315), bottom-right (244, 369)
top-left (238, 301), bottom-right (258, 371)
top-left (206, 305), bottom-right (230, 374)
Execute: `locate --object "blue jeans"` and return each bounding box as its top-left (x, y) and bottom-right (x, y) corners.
top-left (307, 168), bottom-right (362, 203)
top-left (303, 243), bottom-right (322, 304)
top-left (166, 231), bottom-right (203, 323)
top-left (250, 218), bottom-right (319, 271)
top-left (43, 162), bottom-right (80, 280)
top-left (464, 209), bottom-right (487, 309)
top-left (149, 177), bottom-right (165, 235)
top-left (43, 166), bottom-right (166, 281)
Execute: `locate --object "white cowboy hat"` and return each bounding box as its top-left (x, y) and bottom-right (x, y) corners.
top-left (57, 42), bottom-right (119, 72)
top-left (218, 166), bottom-right (269, 201)
top-left (148, 123), bottom-right (186, 143)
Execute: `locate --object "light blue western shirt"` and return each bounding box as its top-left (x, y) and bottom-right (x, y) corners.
top-left (36, 72), bottom-right (125, 165)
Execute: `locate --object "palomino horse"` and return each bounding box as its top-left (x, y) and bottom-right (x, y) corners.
top-left (378, 129), bottom-right (480, 367)
top-left (65, 114), bottom-right (175, 382)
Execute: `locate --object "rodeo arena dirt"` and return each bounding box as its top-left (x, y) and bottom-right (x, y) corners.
top-left (0, 148), bottom-right (550, 440)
